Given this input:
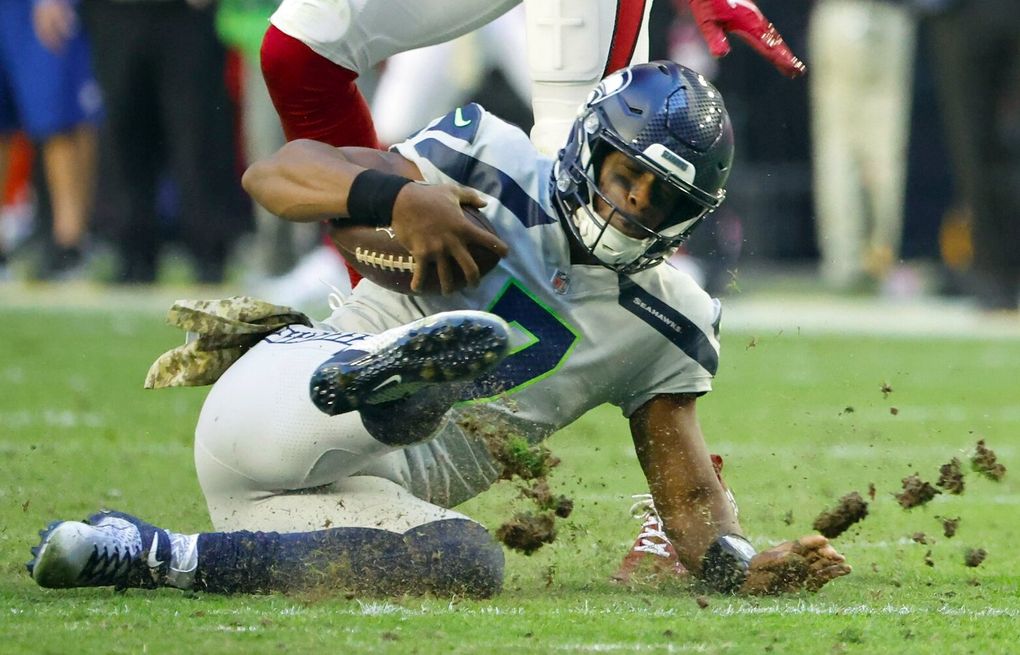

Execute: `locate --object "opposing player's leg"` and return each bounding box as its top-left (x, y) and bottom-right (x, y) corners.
top-left (524, 0), bottom-right (652, 154)
top-left (261, 0), bottom-right (518, 146)
top-left (260, 0), bottom-right (520, 286)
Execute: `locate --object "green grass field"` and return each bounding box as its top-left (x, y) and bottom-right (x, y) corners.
top-left (2, 294), bottom-right (1018, 653)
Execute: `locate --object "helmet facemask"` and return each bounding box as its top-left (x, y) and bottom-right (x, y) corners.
top-left (552, 62), bottom-right (733, 275)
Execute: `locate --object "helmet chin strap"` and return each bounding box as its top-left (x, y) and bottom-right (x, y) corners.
top-left (572, 204), bottom-right (651, 268)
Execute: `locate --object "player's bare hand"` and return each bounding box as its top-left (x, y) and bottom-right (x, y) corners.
top-left (687, 0), bottom-right (806, 78)
top-left (739, 535), bottom-right (850, 595)
top-left (390, 182), bottom-right (508, 294)
top-left (32, 0), bottom-right (77, 53)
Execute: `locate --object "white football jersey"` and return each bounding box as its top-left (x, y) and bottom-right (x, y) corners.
top-left (326, 103), bottom-right (721, 438)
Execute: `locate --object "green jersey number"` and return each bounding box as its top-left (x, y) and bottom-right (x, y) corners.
top-left (465, 280), bottom-right (579, 401)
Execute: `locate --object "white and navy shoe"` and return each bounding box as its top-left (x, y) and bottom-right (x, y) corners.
top-left (310, 310), bottom-right (511, 416)
top-left (28, 511), bottom-right (170, 589)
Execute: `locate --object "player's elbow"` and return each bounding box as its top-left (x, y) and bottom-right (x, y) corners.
top-left (241, 157), bottom-right (278, 213)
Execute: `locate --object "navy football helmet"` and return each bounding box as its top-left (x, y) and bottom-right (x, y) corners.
top-left (552, 61), bottom-right (734, 274)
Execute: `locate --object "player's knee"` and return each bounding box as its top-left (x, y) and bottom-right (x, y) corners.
top-left (405, 519), bottom-right (505, 599)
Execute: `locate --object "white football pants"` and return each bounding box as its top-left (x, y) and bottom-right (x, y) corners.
top-left (194, 323), bottom-right (502, 534)
top-left (370, 7), bottom-right (530, 146)
top-left (269, 0), bottom-right (652, 154)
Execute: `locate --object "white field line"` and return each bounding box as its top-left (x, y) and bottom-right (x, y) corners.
top-left (661, 442), bottom-right (1016, 462)
top-left (552, 644), bottom-right (726, 653)
top-left (12, 601), bottom-right (1017, 626)
top-left (0, 440), bottom-right (188, 457)
top-left (711, 602), bottom-right (1020, 618)
top-left (723, 295), bottom-right (1020, 340)
top-left (0, 409), bottom-right (106, 429)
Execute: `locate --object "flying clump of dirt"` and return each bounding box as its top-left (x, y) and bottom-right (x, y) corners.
top-left (812, 491), bottom-right (869, 538)
top-left (939, 516), bottom-right (960, 538)
top-left (494, 512), bottom-right (557, 555)
top-left (521, 479), bottom-right (573, 518)
top-left (457, 413), bottom-right (572, 555)
top-left (964, 548), bottom-right (987, 567)
top-left (494, 434), bottom-right (561, 481)
top-left (895, 474), bottom-right (941, 509)
top-left (971, 440), bottom-right (1006, 481)
top-left (936, 457), bottom-right (966, 494)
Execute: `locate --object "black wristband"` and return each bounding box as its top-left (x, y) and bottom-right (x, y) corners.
top-left (701, 534), bottom-right (757, 594)
top-left (344, 169), bottom-right (414, 227)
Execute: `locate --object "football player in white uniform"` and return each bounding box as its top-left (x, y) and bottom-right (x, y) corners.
top-left (261, 0), bottom-right (804, 293)
top-left (29, 62), bottom-right (848, 598)
top-left (262, 0), bottom-right (804, 153)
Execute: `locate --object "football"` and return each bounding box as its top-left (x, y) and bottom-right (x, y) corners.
top-left (328, 206), bottom-right (502, 294)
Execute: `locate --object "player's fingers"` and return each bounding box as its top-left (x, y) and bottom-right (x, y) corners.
top-left (801, 543), bottom-right (844, 566)
top-left (435, 256), bottom-right (457, 296)
top-left (453, 186), bottom-right (488, 209)
top-left (410, 260), bottom-right (426, 294)
top-left (817, 544), bottom-right (845, 562)
top-left (807, 555), bottom-right (846, 574)
top-left (465, 223), bottom-right (509, 258)
top-left (733, 27), bottom-right (805, 78)
top-left (806, 563), bottom-right (852, 591)
top-left (451, 244), bottom-right (481, 288)
top-left (408, 236), bottom-right (439, 292)
top-left (696, 20), bottom-right (731, 58)
top-left (794, 534), bottom-right (829, 554)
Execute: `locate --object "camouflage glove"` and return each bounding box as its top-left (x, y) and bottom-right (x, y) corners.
top-left (144, 297), bottom-right (312, 389)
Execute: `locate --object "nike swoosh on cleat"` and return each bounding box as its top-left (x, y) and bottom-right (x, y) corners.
top-left (372, 374), bottom-right (403, 392)
top-left (147, 533), bottom-right (164, 569)
top-left (454, 107), bottom-right (471, 127)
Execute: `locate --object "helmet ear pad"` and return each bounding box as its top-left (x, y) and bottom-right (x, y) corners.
top-left (556, 124), bottom-right (589, 208)
top-left (557, 122), bottom-right (613, 212)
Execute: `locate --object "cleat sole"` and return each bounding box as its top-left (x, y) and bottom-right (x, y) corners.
top-left (310, 311), bottom-right (510, 416)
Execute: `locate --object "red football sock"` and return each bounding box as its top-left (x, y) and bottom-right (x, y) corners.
top-left (260, 24), bottom-right (371, 285)
top-left (260, 25), bottom-right (380, 148)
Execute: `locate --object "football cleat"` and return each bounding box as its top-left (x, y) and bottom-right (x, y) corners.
top-left (612, 455), bottom-right (736, 583)
top-left (310, 310), bottom-right (511, 416)
top-left (28, 511), bottom-right (169, 589)
top-left (611, 494), bottom-right (689, 584)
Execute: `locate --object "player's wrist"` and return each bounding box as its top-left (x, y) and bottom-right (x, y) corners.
top-left (342, 169), bottom-right (414, 228)
top-left (700, 533), bottom-right (756, 594)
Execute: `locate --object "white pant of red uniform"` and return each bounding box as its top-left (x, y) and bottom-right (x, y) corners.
top-left (268, 0), bottom-right (653, 154)
top-left (370, 7), bottom-right (531, 146)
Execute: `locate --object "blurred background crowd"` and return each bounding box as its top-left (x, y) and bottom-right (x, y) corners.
top-left (1, 0), bottom-right (1017, 311)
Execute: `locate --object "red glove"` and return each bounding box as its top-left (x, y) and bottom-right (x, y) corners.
top-left (686, 0), bottom-right (806, 78)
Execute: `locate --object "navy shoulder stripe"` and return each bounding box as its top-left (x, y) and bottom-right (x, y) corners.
top-left (617, 275), bottom-right (718, 375)
top-left (414, 137), bottom-right (557, 229)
